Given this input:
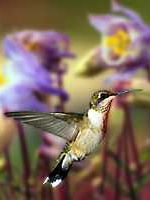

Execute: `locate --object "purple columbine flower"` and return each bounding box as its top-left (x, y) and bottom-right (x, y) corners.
top-left (88, 2), bottom-right (150, 79)
top-left (0, 38), bottom-right (48, 111)
top-left (7, 30), bottom-right (74, 73)
top-left (0, 30), bottom-right (74, 111)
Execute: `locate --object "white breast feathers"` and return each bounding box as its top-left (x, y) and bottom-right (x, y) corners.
top-left (88, 109), bottom-right (103, 128)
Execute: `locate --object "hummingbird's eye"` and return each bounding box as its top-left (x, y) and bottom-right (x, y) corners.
top-left (100, 93), bottom-right (109, 99)
top-left (97, 93), bottom-right (109, 103)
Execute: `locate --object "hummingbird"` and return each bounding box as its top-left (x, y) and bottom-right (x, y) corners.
top-left (5, 89), bottom-right (141, 187)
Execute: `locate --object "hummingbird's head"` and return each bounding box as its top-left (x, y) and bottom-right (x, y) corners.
top-left (90, 89), bottom-right (142, 113)
top-left (90, 90), bottom-right (116, 112)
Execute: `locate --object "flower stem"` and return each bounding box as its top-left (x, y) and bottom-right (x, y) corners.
top-left (17, 122), bottom-right (31, 199)
top-left (52, 180), bottom-right (70, 200)
top-left (114, 134), bottom-right (123, 200)
top-left (123, 104), bottom-right (142, 179)
top-left (145, 65), bottom-right (150, 82)
top-left (124, 139), bottom-right (136, 200)
top-left (4, 148), bottom-right (15, 198)
top-left (100, 140), bottom-right (109, 195)
top-left (122, 105), bottom-right (139, 200)
top-left (144, 65), bottom-right (150, 199)
top-left (39, 156), bottom-right (52, 199)
top-left (57, 71), bottom-right (65, 111)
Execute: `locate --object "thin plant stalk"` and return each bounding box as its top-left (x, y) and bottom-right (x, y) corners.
top-left (4, 148), bottom-right (15, 198)
top-left (72, 181), bottom-right (94, 200)
top-left (122, 105), bottom-right (140, 200)
top-left (112, 101), bottom-right (141, 199)
top-left (145, 65), bottom-right (150, 82)
top-left (57, 71), bottom-right (65, 111)
top-left (17, 122), bottom-right (31, 199)
top-left (39, 155), bottom-right (52, 199)
top-left (144, 65), bottom-right (150, 199)
top-left (123, 125), bottom-right (136, 200)
top-left (114, 134), bottom-right (124, 200)
top-left (123, 104), bottom-right (142, 180)
top-left (52, 182), bottom-right (70, 200)
top-left (99, 139), bottom-right (109, 196)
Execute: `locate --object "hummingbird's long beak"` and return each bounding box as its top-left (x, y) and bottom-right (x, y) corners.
top-left (115, 89), bottom-right (142, 96)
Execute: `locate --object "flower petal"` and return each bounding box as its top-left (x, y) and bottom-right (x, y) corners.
top-left (0, 84), bottom-right (49, 111)
top-left (38, 84), bottom-right (69, 101)
top-left (89, 14), bottom-right (128, 33)
top-left (111, 1), bottom-right (146, 29)
top-left (3, 37), bottom-right (54, 90)
top-left (105, 69), bottom-right (137, 84)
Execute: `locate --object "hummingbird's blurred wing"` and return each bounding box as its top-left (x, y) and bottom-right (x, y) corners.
top-left (5, 111), bottom-right (84, 141)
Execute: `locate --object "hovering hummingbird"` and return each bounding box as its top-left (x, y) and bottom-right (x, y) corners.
top-left (5, 89), bottom-right (141, 187)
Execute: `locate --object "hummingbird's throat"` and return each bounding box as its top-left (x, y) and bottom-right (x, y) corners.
top-left (99, 100), bottom-right (113, 113)
top-left (88, 108), bottom-right (104, 128)
top-left (90, 95), bottom-right (115, 112)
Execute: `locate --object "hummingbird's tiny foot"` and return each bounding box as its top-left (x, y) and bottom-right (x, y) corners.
top-left (43, 177), bottom-right (49, 184)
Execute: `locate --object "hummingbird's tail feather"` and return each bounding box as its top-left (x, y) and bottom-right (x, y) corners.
top-left (43, 154), bottom-right (71, 187)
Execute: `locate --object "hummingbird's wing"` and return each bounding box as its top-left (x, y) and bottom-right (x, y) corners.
top-left (5, 111), bottom-right (84, 141)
